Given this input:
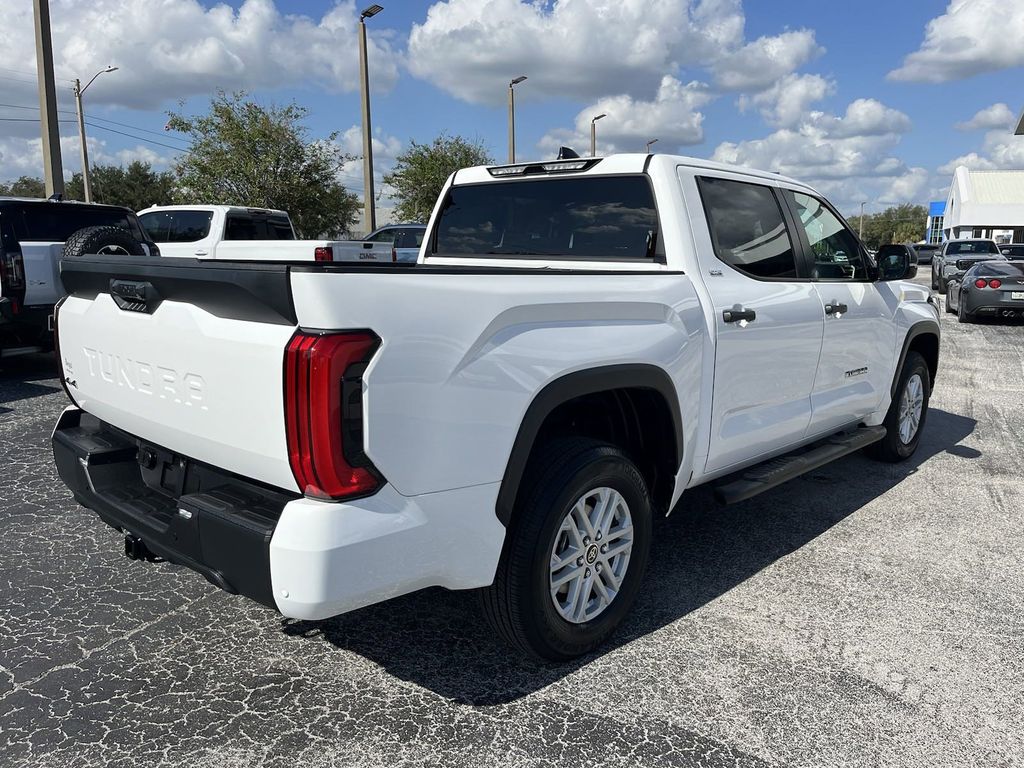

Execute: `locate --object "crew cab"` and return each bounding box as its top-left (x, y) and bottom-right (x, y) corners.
top-left (1, 197), bottom-right (156, 358)
top-left (51, 154), bottom-right (939, 660)
top-left (138, 205), bottom-right (394, 263)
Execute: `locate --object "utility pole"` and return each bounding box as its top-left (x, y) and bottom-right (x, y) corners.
top-left (508, 76), bottom-right (527, 163)
top-left (358, 4), bottom-right (383, 235)
top-left (73, 66), bottom-right (117, 203)
top-left (590, 113), bottom-right (606, 157)
top-left (33, 0), bottom-right (64, 197)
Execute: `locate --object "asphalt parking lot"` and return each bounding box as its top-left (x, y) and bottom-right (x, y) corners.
top-left (1, 278), bottom-right (1022, 767)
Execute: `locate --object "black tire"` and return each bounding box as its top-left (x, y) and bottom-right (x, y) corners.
top-left (957, 299), bottom-right (973, 324)
top-left (944, 291), bottom-right (955, 314)
top-left (867, 351), bottom-right (930, 463)
top-left (63, 226), bottom-right (146, 259)
top-left (937, 276), bottom-right (947, 294)
top-left (479, 438), bottom-right (652, 661)
top-left (931, 265), bottom-right (939, 291)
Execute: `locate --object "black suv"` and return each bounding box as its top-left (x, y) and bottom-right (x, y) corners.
top-left (1, 198), bottom-right (156, 357)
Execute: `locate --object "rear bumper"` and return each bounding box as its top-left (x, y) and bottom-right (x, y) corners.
top-left (52, 407), bottom-right (506, 620)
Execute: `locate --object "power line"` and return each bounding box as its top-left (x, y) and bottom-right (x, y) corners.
top-left (0, 100), bottom-right (189, 146)
top-left (84, 121), bottom-right (185, 152)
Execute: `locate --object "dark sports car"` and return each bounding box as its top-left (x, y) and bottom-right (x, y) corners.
top-left (946, 260), bottom-right (1024, 323)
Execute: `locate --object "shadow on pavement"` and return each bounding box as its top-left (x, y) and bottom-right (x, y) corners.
top-left (0, 353), bottom-right (61, 410)
top-left (283, 408), bottom-right (976, 705)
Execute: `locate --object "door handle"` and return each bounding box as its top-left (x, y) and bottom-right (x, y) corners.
top-left (824, 301), bottom-right (848, 317)
top-left (722, 306), bottom-right (756, 324)
top-left (194, 250), bottom-right (208, 256)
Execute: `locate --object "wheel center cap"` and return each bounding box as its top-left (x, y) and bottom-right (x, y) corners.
top-left (585, 544), bottom-right (599, 564)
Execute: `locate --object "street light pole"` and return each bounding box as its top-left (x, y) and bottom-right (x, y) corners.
top-left (645, 138), bottom-right (658, 154)
top-left (859, 201), bottom-right (867, 240)
top-left (508, 75), bottom-right (527, 163)
top-left (590, 113), bottom-right (606, 157)
top-left (359, 4), bottom-right (383, 235)
top-left (74, 66), bottom-right (118, 203)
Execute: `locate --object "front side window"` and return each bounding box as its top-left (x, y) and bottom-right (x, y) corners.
top-left (697, 177), bottom-right (797, 279)
top-left (365, 228), bottom-right (397, 243)
top-left (139, 210), bottom-right (213, 243)
top-left (788, 191), bottom-right (868, 280)
top-left (432, 176), bottom-right (662, 261)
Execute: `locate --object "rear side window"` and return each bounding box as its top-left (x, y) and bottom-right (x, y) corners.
top-left (139, 210), bottom-right (213, 243)
top-left (432, 176), bottom-right (663, 261)
top-left (697, 177), bottom-right (797, 279)
top-left (224, 214), bottom-right (294, 240)
top-left (13, 204), bottom-right (145, 242)
top-left (394, 228), bottom-right (424, 249)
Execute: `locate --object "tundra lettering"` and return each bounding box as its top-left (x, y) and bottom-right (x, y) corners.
top-left (81, 346), bottom-right (207, 410)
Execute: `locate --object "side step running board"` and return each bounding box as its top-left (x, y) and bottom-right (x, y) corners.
top-left (714, 425), bottom-right (886, 505)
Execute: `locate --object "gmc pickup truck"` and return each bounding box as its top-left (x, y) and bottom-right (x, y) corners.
top-left (51, 154), bottom-right (939, 660)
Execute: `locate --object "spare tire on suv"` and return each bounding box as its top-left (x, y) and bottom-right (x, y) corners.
top-left (63, 226), bottom-right (147, 258)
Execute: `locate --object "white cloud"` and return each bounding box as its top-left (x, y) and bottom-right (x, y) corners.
top-left (337, 125), bottom-right (403, 201)
top-left (408, 0), bottom-right (819, 104)
top-left (738, 73), bottom-right (833, 128)
top-left (711, 97), bottom-right (921, 209)
top-left (888, 0), bottom-right (1024, 82)
top-left (939, 131), bottom-right (1024, 173)
top-left (539, 77), bottom-right (711, 156)
top-left (954, 103), bottom-right (1015, 131)
top-left (0, 131), bottom-right (174, 185)
top-left (711, 29), bottom-right (822, 91)
top-left (0, 0), bottom-right (399, 111)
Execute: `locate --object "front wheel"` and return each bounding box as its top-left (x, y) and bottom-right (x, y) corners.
top-left (937, 276), bottom-right (948, 294)
top-left (480, 438), bottom-right (652, 661)
top-left (868, 351), bottom-right (930, 463)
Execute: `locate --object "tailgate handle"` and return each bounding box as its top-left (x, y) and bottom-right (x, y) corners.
top-left (110, 279), bottom-right (162, 313)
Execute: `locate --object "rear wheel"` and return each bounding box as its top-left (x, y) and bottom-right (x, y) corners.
top-left (957, 299), bottom-right (973, 324)
top-left (868, 351), bottom-right (930, 463)
top-left (480, 438), bottom-right (652, 661)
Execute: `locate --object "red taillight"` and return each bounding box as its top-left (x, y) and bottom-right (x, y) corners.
top-left (1, 251), bottom-right (25, 314)
top-left (283, 330), bottom-right (381, 500)
top-left (314, 246), bottom-right (334, 262)
top-left (989, 279), bottom-right (1002, 289)
top-left (975, 279), bottom-right (988, 288)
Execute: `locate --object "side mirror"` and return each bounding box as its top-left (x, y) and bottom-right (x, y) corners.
top-left (877, 246), bottom-right (916, 281)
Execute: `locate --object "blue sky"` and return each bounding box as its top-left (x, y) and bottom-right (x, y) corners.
top-left (1, 0), bottom-right (1022, 215)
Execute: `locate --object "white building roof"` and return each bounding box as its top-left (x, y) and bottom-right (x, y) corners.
top-left (945, 166), bottom-right (1024, 230)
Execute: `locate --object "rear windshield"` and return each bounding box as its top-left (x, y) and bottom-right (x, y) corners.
top-left (431, 176), bottom-right (662, 261)
top-left (967, 261), bottom-right (1024, 277)
top-left (140, 210), bottom-right (214, 243)
top-left (8, 203), bottom-right (145, 242)
top-left (947, 240), bottom-right (999, 255)
top-left (999, 244), bottom-right (1024, 256)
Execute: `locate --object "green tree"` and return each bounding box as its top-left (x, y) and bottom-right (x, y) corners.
top-left (167, 91), bottom-right (359, 237)
top-left (848, 203), bottom-right (928, 250)
top-left (0, 176), bottom-right (46, 198)
top-left (383, 134), bottom-right (493, 223)
top-left (65, 161), bottom-right (176, 210)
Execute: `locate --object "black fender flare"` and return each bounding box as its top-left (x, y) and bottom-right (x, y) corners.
top-left (494, 364), bottom-right (683, 526)
top-left (892, 319), bottom-right (940, 397)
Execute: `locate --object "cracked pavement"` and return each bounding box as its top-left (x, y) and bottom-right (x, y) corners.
top-left (1, 278), bottom-right (1022, 767)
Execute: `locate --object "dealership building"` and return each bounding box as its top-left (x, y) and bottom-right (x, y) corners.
top-left (942, 166), bottom-right (1024, 243)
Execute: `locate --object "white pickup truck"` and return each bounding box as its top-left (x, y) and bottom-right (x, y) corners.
top-left (138, 205), bottom-right (395, 263)
top-left (52, 154), bottom-right (939, 660)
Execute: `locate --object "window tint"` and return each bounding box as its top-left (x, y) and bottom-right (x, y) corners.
top-left (394, 228), bottom-right (424, 249)
top-left (432, 176), bottom-right (662, 261)
top-left (967, 261), bottom-right (1024, 277)
top-left (365, 228), bottom-right (397, 243)
top-left (697, 177), bottom-right (797, 279)
top-left (222, 214), bottom-right (294, 241)
top-left (139, 210), bottom-right (213, 243)
top-left (14, 204), bottom-right (144, 242)
top-left (788, 191), bottom-right (868, 280)
top-left (947, 240), bottom-right (999, 255)
top-left (999, 244), bottom-right (1024, 259)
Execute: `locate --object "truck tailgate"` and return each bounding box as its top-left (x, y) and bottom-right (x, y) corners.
top-left (57, 256), bottom-right (299, 492)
